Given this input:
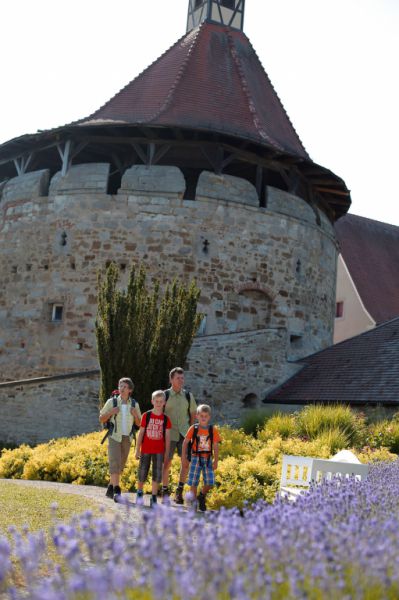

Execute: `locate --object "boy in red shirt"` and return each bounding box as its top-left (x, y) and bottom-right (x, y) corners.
top-left (135, 390), bottom-right (171, 506)
top-left (182, 404), bottom-right (221, 512)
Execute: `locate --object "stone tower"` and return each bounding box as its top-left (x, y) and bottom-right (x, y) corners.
top-left (0, 0), bottom-right (350, 430)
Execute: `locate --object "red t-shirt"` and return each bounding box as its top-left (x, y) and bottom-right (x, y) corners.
top-left (140, 411), bottom-right (171, 454)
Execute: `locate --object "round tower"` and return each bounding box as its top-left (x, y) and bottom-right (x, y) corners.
top-left (0, 0), bottom-right (350, 422)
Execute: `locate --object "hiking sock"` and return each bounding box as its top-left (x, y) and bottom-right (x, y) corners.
top-left (151, 494), bottom-right (157, 505)
top-left (162, 485), bottom-right (169, 495)
top-left (177, 481), bottom-right (185, 490)
top-left (137, 489), bottom-right (144, 497)
top-left (105, 484), bottom-right (114, 499)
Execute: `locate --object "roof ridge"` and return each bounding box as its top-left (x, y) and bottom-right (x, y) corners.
top-left (148, 25), bottom-right (203, 123)
top-left (342, 212), bottom-right (399, 231)
top-left (226, 29), bottom-right (280, 150)
top-left (242, 33), bottom-right (309, 158)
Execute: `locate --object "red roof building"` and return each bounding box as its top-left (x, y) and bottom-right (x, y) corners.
top-left (335, 214), bottom-right (399, 324)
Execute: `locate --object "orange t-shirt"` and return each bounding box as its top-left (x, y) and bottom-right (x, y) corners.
top-left (185, 425), bottom-right (221, 456)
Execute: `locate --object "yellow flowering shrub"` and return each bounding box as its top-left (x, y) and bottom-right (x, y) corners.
top-left (359, 446), bottom-right (396, 463)
top-left (0, 445), bottom-right (33, 478)
top-left (0, 423), bottom-right (396, 510)
top-left (261, 413), bottom-right (297, 440)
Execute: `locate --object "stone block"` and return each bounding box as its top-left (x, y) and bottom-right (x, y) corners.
top-left (196, 171), bottom-right (258, 207)
top-left (267, 187), bottom-right (316, 224)
top-left (49, 163), bottom-right (110, 195)
top-left (119, 165), bottom-right (186, 197)
top-left (1, 170), bottom-right (50, 202)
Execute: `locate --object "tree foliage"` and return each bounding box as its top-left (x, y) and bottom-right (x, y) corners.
top-left (95, 263), bottom-right (202, 410)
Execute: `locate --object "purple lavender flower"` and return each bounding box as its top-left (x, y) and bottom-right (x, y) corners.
top-left (3, 460), bottom-right (399, 598)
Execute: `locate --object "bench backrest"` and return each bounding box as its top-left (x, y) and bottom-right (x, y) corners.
top-left (280, 455), bottom-right (314, 488)
top-left (311, 458), bottom-right (369, 482)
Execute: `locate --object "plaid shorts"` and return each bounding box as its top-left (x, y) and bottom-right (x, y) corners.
top-left (187, 455), bottom-right (215, 487)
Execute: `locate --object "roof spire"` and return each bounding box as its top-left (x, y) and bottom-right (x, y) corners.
top-left (187, 0), bottom-right (245, 32)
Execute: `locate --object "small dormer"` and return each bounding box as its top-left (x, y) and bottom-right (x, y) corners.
top-left (187, 0), bottom-right (245, 32)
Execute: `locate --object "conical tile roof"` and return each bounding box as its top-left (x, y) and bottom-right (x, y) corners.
top-left (77, 21), bottom-right (309, 159)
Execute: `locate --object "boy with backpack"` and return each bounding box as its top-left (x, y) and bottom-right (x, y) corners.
top-left (135, 390), bottom-right (172, 507)
top-left (182, 404), bottom-right (221, 512)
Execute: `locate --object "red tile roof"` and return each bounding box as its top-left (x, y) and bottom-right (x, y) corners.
top-left (266, 317), bottom-right (399, 405)
top-left (77, 22), bottom-right (309, 159)
top-left (335, 214), bottom-right (399, 324)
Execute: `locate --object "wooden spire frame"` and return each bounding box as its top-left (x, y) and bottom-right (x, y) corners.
top-left (187, 0), bottom-right (245, 32)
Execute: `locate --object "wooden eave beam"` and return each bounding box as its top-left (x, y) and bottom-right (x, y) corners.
top-left (315, 187), bottom-right (350, 196)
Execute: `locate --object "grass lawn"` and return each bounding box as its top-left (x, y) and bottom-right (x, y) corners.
top-left (0, 482), bottom-right (99, 536)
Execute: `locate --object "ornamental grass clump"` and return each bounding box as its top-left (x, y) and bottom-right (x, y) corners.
top-left (314, 427), bottom-right (350, 454)
top-left (297, 404), bottom-right (365, 446)
top-left (1, 461), bottom-right (399, 599)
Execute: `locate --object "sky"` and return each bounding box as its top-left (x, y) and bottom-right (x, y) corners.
top-left (0, 0), bottom-right (398, 225)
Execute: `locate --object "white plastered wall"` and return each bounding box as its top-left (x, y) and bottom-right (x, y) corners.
top-left (334, 254), bottom-right (375, 344)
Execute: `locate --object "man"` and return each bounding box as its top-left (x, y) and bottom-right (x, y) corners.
top-left (162, 367), bottom-right (197, 504)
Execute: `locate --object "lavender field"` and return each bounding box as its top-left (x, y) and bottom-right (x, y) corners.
top-left (2, 460), bottom-right (399, 599)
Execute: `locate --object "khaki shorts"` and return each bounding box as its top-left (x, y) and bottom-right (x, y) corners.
top-left (108, 435), bottom-right (131, 474)
top-left (168, 434), bottom-right (184, 460)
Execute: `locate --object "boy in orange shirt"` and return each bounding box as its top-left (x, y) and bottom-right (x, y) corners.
top-left (182, 404), bottom-right (220, 512)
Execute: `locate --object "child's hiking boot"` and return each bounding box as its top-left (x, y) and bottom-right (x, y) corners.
top-left (105, 484), bottom-right (114, 499)
top-left (113, 486), bottom-right (122, 503)
top-left (136, 490), bottom-right (144, 506)
top-left (197, 492), bottom-right (207, 513)
top-left (174, 486), bottom-right (184, 505)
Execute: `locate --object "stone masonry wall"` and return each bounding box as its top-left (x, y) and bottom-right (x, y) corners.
top-left (0, 164), bottom-right (338, 430)
top-left (0, 372), bottom-right (100, 445)
top-left (187, 328), bottom-right (302, 423)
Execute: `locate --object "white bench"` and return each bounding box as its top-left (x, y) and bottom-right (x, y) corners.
top-left (311, 458), bottom-right (369, 483)
top-left (280, 454), bottom-right (369, 501)
top-left (280, 455), bottom-right (314, 500)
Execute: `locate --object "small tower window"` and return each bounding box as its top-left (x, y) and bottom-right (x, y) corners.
top-left (51, 304), bottom-right (64, 322)
top-left (290, 334), bottom-right (303, 349)
top-left (336, 301), bottom-right (344, 318)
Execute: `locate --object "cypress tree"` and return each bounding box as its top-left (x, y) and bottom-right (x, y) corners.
top-left (96, 263), bottom-right (202, 410)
